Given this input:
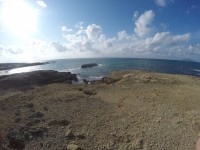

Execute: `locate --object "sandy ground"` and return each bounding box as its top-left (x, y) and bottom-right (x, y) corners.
top-left (1, 70), bottom-right (200, 150)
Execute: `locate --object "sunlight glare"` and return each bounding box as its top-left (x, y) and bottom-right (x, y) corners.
top-left (1, 0), bottom-right (38, 36)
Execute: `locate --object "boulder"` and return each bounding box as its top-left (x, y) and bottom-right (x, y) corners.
top-left (81, 63), bottom-right (98, 68)
top-left (0, 70), bottom-right (78, 90)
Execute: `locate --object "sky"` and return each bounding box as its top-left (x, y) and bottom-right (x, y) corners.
top-left (0, 0), bottom-right (200, 62)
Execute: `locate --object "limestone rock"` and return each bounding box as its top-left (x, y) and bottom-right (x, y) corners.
top-left (67, 144), bottom-right (82, 150)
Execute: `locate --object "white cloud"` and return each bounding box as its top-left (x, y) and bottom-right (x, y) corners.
top-left (133, 11), bottom-right (139, 20)
top-left (61, 26), bottom-right (73, 32)
top-left (86, 24), bottom-right (103, 40)
top-left (155, 0), bottom-right (173, 7)
top-left (36, 1), bottom-right (47, 8)
top-left (134, 10), bottom-right (155, 37)
top-left (117, 31), bottom-right (128, 40)
top-left (50, 42), bottom-right (68, 52)
top-left (75, 22), bottom-right (85, 30)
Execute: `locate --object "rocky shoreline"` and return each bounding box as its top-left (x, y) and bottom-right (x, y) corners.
top-left (0, 70), bottom-right (200, 149)
top-left (0, 70), bottom-right (78, 91)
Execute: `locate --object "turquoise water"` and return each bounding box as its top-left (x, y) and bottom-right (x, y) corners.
top-left (1, 58), bottom-right (200, 81)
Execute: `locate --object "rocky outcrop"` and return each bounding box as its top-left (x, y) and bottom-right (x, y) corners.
top-left (0, 70), bottom-right (78, 90)
top-left (81, 63), bottom-right (98, 68)
top-left (101, 76), bottom-right (122, 84)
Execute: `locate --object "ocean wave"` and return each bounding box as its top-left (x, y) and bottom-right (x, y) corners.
top-left (98, 64), bottom-right (104, 67)
top-left (68, 67), bottom-right (81, 71)
top-left (193, 69), bottom-right (200, 72)
top-left (88, 76), bottom-right (103, 80)
top-left (59, 67), bottom-right (81, 73)
top-left (0, 70), bottom-right (9, 76)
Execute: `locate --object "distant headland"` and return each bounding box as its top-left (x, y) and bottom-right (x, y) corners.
top-left (0, 61), bottom-right (54, 71)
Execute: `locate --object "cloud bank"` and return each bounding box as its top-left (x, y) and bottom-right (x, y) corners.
top-left (0, 9), bottom-right (199, 62)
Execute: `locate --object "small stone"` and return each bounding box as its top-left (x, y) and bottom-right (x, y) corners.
top-left (198, 132), bottom-right (200, 137)
top-left (29, 111), bottom-right (44, 118)
top-left (14, 117), bottom-right (21, 123)
top-left (134, 139), bottom-right (144, 149)
top-left (25, 103), bottom-right (34, 108)
top-left (44, 107), bottom-right (48, 111)
top-left (76, 134), bottom-right (85, 139)
top-left (67, 144), bottom-right (82, 150)
top-left (30, 127), bottom-right (47, 138)
top-left (156, 117), bottom-right (162, 123)
top-left (14, 112), bottom-right (20, 117)
top-left (65, 129), bottom-right (74, 138)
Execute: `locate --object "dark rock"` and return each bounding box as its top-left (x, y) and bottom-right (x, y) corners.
top-left (30, 128), bottom-right (45, 138)
top-left (0, 70), bottom-right (78, 90)
top-left (48, 119), bottom-right (69, 126)
top-left (76, 134), bottom-right (86, 139)
top-left (102, 76), bottom-right (122, 84)
top-left (15, 112), bottom-right (20, 117)
top-left (15, 117), bottom-right (21, 123)
top-left (29, 111), bottom-right (44, 118)
top-left (83, 79), bottom-right (91, 84)
top-left (0, 132), bottom-right (2, 149)
top-left (24, 103), bottom-right (34, 108)
top-left (26, 119), bottom-right (41, 126)
top-left (8, 137), bottom-right (25, 150)
top-left (44, 107), bottom-right (48, 111)
top-left (83, 89), bottom-right (97, 96)
top-left (81, 63), bottom-right (98, 68)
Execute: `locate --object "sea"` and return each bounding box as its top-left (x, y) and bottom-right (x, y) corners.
top-left (1, 58), bottom-right (200, 81)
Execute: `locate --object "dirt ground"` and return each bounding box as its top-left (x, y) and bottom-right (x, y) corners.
top-left (1, 70), bottom-right (200, 150)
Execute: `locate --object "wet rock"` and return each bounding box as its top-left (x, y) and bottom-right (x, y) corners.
top-left (83, 79), bottom-right (90, 84)
top-left (67, 144), bottom-right (82, 150)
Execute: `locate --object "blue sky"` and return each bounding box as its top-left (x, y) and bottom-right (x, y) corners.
top-left (0, 0), bottom-right (200, 62)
